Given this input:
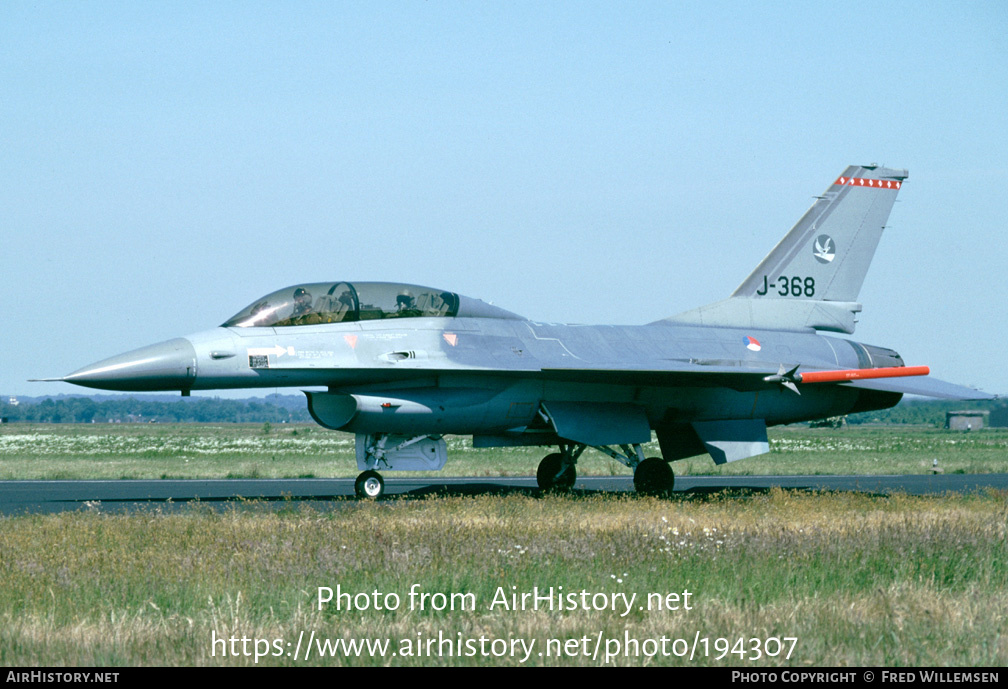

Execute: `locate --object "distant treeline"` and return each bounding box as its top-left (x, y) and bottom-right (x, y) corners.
top-left (1, 395), bottom-right (1003, 426)
top-left (847, 398), bottom-right (1005, 427)
top-left (1, 396), bottom-right (313, 424)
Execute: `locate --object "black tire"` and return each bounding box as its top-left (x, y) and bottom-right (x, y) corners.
top-left (633, 457), bottom-right (674, 497)
top-left (355, 470), bottom-right (385, 499)
top-left (537, 452), bottom-right (576, 492)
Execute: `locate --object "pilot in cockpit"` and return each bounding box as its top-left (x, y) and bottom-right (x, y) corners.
top-left (292, 287), bottom-right (314, 317)
top-left (336, 290), bottom-right (354, 310)
top-left (395, 289), bottom-right (421, 317)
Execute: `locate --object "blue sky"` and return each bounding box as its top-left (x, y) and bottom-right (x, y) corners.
top-left (3, 2), bottom-right (1006, 397)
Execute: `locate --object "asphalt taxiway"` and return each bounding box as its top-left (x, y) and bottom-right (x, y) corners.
top-left (1, 474), bottom-right (1005, 515)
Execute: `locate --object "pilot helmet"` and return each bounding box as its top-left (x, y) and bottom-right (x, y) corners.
top-left (396, 289), bottom-right (414, 307)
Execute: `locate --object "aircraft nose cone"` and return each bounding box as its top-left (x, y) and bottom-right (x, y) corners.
top-left (63, 338), bottom-right (198, 392)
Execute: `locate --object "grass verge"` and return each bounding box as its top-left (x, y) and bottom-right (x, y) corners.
top-left (2, 424), bottom-right (1007, 480)
top-left (1, 490), bottom-right (1005, 666)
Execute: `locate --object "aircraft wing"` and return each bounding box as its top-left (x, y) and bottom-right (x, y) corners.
top-left (303, 360), bottom-right (786, 391)
top-left (535, 363), bottom-right (995, 400)
top-left (302, 360), bottom-right (992, 400)
top-left (539, 363), bottom-right (779, 390)
top-left (230, 332), bottom-right (994, 401)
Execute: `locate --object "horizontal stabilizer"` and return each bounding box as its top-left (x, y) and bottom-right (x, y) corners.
top-left (842, 376), bottom-right (995, 400)
top-left (691, 419), bottom-right (770, 465)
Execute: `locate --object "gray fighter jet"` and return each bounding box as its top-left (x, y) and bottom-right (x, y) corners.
top-left (52, 165), bottom-right (993, 498)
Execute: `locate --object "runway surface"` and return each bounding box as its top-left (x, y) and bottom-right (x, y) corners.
top-left (1, 474), bottom-right (1006, 515)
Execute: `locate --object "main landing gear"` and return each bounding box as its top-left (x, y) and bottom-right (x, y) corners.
top-left (536, 444), bottom-right (583, 491)
top-left (632, 457), bottom-right (675, 497)
top-left (535, 442), bottom-right (675, 497)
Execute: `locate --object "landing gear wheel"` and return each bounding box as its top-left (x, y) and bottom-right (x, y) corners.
top-left (537, 452), bottom-right (576, 492)
top-left (355, 470), bottom-right (385, 499)
top-left (634, 457), bottom-right (674, 497)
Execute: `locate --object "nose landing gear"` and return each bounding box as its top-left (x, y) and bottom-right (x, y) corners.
top-left (355, 470), bottom-right (385, 499)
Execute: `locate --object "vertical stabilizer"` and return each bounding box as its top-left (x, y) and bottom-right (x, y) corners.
top-left (666, 165), bottom-right (907, 333)
top-left (732, 165), bottom-right (907, 302)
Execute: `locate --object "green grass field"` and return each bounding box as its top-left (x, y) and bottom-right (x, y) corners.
top-left (2, 423), bottom-right (1007, 480)
top-left (0, 492), bottom-right (1005, 666)
top-left (0, 423), bottom-right (1005, 666)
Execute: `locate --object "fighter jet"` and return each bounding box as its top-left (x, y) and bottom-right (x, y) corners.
top-left (51, 165), bottom-right (993, 498)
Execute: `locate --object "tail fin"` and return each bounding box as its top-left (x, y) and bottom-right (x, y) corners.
top-left (732, 164), bottom-right (908, 302)
top-left (665, 165), bottom-right (907, 334)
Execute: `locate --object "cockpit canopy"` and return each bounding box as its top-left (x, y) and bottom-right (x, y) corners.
top-left (223, 282), bottom-right (475, 328)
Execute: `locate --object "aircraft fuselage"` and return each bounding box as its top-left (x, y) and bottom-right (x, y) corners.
top-left (64, 316), bottom-right (902, 433)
